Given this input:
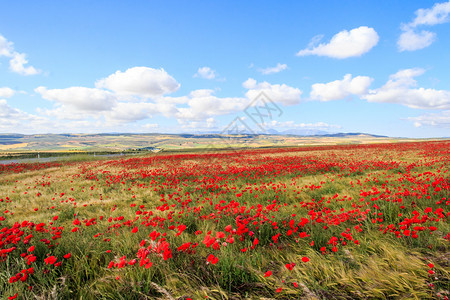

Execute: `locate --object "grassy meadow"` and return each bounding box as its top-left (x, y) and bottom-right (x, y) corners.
top-left (0, 141), bottom-right (449, 299)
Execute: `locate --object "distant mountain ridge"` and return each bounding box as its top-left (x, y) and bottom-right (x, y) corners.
top-left (189, 130), bottom-right (388, 138)
top-left (318, 132), bottom-right (388, 138)
top-left (1, 131), bottom-right (389, 139)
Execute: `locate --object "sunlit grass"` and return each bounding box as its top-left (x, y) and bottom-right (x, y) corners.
top-left (0, 141), bottom-right (449, 299)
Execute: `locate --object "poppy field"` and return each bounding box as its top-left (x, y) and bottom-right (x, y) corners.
top-left (1, 141), bottom-right (449, 299)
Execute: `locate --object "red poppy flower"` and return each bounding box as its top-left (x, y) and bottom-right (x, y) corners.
top-left (44, 256), bottom-right (57, 265)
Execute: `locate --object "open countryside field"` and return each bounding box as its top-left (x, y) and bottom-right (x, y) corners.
top-left (0, 133), bottom-right (427, 154)
top-left (1, 141), bottom-right (449, 299)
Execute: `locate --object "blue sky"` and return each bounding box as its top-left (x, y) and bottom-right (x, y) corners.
top-left (1, 1), bottom-right (450, 137)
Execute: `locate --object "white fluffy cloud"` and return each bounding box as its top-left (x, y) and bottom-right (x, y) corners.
top-left (0, 99), bottom-right (18, 118)
top-left (194, 67), bottom-right (217, 79)
top-left (0, 35), bottom-right (13, 56)
top-left (107, 102), bottom-right (156, 122)
top-left (310, 74), bottom-right (373, 101)
top-left (37, 106), bottom-right (91, 121)
top-left (178, 117), bottom-right (218, 130)
top-left (36, 67), bottom-right (182, 123)
top-left (409, 110), bottom-right (450, 128)
top-left (0, 34), bottom-right (41, 75)
top-left (35, 67), bottom-right (182, 124)
top-left (296, 26), bottom-right (379, 59)
top-left (106, 102), bottom-right (175, 122)
top-left (398, 29), bottom-right (436, 51)
top-left (363, 68), bottom-right (450, 109)
top-left (411, 1), bottom-right (450, 27)
top-left (142, 123), bottom-right (159, 129)
top-left (398, 1), bottom-right (450, 51)
top-left (0, 99), bottom-right (49, 132)
top-left (96, 67), bottom-right (180, 97)
top-left (243, 78), bottom-right (302, 105)
top-left (9, 52), bottom-right (41, 76)
top-left (35, 86), bottom-right (117, 112)
top-left (259, 63), bottom-right (287, 75)
top-left (0, 87), bottom-right (15, 98)
top-left (32, 67), bottom-right (304, 129)
top-left (162, 79), bottom-right (302, 123)
top-left (173, 89), bottom-right (249, 121)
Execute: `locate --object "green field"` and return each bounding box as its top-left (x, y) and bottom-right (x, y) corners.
top-left (0, 140), bottom-right (448, 299)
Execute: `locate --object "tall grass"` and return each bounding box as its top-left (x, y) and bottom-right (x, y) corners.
top-left (1, 142), bottom-right (448, 299)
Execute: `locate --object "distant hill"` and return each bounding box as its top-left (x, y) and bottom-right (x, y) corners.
top-left (317, 132), bottom-right (388, 138)
top-left (0, 134), bottom-right (25, 139)
top-left (194, 129), bottom-right (388, 138)
top-left (0, 132), bottom-right (426, 152)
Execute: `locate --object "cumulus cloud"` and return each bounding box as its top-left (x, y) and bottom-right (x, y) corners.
top-left (310, 74), bottom-right (373, 101)
top-left (398, 1), bottom-right (450, 51)
top-left (105, 102), bottom-right (173, 122)
top-left (242, 78), bottom-right (257, 89)
top-left (363, 68), bottom-right (450, 109)
top-left (0, 35), bottom-right (13, 56)
top-left (178, 117), bottom-right (218, 130)
top-left (33, 67), bottom-right (304, 129)
top-left (35, 86), bottom-right (117, 112)
top-left (243, 78), bottom-right (302, 105)
top-left (409, 110), bottom-right (450, 128)
top-left (0, 34), bottom-right (41, 75)
top-left (96, 67), bottom-right (180, 97)
top-left (1, 91), bottom-right (165, 133)
top-left (0, 99), bottom-right (49, 132)
top-left (36, 67), bottom-right (182, 124)
top-left (142, 123), bottom-right (159, 129)
top-left (410, 1), bottom-right (450, 27)
top-left (173, 89), bottom-right (249, 121)
top-left (37, 106), bottom-right (91, 121)
top-left (296, 26), bottom-right (379, 59)
top-left (162, 79), bottom-right (302, 123)
top-left (258, 63), bottom-right (287, 75)
top-left (0, 99), bottom-right (18, 118)
top-left (398, 29), bottom-right (436, 51)
top-left (0, 87), bottom-right (15, 98)
top-left (9, 53), bottom-right (41, 75)
top-left (36, 67), bottom-right (181, 123)
top-left (194, 67), bottom-right (217, 79)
